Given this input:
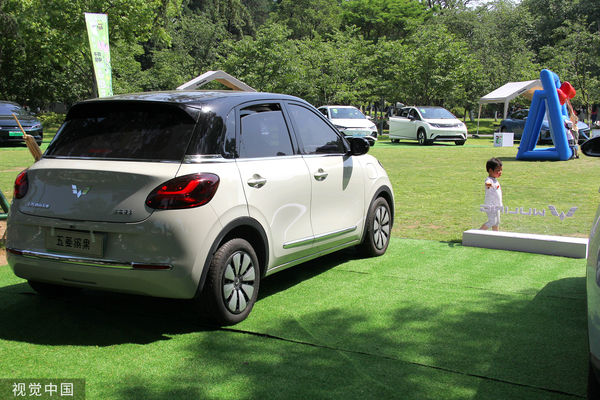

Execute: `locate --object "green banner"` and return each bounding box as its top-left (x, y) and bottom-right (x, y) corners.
top-left (85, 13), bottom-right (113, 98)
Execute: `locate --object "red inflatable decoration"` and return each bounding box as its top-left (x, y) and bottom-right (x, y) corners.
top-left (557, 81), bottom-right (576, 105)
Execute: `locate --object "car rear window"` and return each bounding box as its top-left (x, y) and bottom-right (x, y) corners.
top-left (45, 102), bottom-right (197, 161)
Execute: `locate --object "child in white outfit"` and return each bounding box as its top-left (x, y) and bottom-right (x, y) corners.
top-left (479, 157), bottom-right (503, 231)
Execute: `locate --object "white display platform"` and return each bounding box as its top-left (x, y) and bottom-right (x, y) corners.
top-left (462, 229), bottom-right (588, 258)
top-left (493, 131), bottom-right (514, 147)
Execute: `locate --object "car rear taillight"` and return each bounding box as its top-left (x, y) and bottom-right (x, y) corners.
top-left (146, 173), bottom-right (220, 210)
top-left (14, 170), bottom-right (28, 199)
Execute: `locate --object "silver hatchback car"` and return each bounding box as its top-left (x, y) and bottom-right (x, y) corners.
top-left (6, 91), bottom-right (394, 325)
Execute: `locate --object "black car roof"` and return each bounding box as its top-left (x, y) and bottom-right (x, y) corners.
top-left (79, 90), bottom-right (307, 108)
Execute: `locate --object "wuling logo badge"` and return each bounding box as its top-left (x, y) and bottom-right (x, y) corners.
top-left (72, 185), bottom-right (90, 198)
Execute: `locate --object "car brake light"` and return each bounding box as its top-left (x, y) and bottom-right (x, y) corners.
top-left (14, 170), bottom-right (28, 199)
top-left (146, 173), bottom-right (220, 210)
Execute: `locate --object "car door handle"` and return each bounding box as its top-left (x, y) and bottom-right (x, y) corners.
top-left (247, 175), bottom-right (267, 188)
top-left (314, 169), bottom-right (328, 181)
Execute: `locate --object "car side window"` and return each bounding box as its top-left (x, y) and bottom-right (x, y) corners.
top-left (511, 110), bottom-right (526, 119)
top-left (318, 108), bottom-right (328, 117)
top-left (287, 104), bottom-right (346, 155)
top-left (238, 103), bottom-right (294, 158)
top-left (400, 108), bottom-right (410, 118)
top-left (408, 109), bottom-right (419, 120)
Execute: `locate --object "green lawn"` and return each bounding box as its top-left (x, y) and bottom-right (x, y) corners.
top-left (0, 125), bottom-right (592, 399)
top-left (376, 136), bottom-right (599, 241)
top-left (2, 132), bottom-right (599, 242)
top-left (0, 239), bottom-right (587, 399)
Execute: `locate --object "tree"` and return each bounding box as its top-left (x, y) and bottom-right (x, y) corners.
top-left (538, 21), bottom-right (600, 114)
top-left (342, 0), bottom-right (430, 41)
top-left (400, 24), bottom-right (482, 110)
top-left (0, 0), bottom-right (180, 106)
top-left (419, 0), bottom-right (479, 9)
top-left (143, 10), bottom-right (230, 91)
top-left (439, 0), bottom-right (539, 96)
top-left (217, 23), bottom-right (302, 94)
top-left (243, 0), bottom-right (276, 27)
top-left (295, 29), bottom-right (374, 105)
top-left (271, 0), bottom-right (342, 39)
top-left (185, 0), bottom-right (254, 37)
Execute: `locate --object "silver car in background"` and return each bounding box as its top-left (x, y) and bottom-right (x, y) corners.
top-left (318, 105), bottom-right (378, 146)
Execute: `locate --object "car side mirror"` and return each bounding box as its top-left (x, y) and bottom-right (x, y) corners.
top-left (581, 136), bottom-right (600, 157)
top-left (347, 137), bottom-right (369, 156)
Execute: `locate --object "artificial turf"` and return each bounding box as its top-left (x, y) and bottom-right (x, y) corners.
top-left (0, 238), bottom-right (586, 399)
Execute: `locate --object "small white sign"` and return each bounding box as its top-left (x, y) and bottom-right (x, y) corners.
top-left (494, 131), bottom-right (514, 147)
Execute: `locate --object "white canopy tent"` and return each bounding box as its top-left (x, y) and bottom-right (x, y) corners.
top-left (177, 70), bottom-right (256, 92)
top-left (476, 79), bottom-right (542, 135)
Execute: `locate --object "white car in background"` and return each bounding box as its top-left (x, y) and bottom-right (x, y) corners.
top-left (389, 106), bottom-right (467, 146)
top-left (318, 105), bottom-right (378, 146)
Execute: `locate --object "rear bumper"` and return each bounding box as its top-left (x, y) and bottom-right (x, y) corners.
top-left (6, 205), bottom-right (224, 299)
top-left (8, 249), bottom-right (198, 298)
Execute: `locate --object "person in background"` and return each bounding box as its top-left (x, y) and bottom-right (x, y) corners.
top-left (565, 120), bottom-right (579, 159)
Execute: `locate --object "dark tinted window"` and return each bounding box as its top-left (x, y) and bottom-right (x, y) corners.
top-left (511, 110), bottom-right (528, 119)
top-left (46, 102), bottom-right (196, 161)
top-left (400, 108), bottom-right (410, 118)
top-left (238, 104), bottom-right (294, 158)
top-left (0, 103), bottom-right (29, 117)
top-left (288, 104), bottom-right (345, 154)
top-left (185, 109), bottom-right (230, 157)
top-left (318, 108), bottom-right (328, 116)
top-left (223, 110), bottom-right (237, 158)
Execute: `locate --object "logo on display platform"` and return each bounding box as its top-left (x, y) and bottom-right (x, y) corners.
top-left (71, 185), bottom-right (90, 198)
top-left (480, 204), bottom-right (578, 221)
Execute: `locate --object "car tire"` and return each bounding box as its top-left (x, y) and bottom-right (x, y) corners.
top-left (455, 140), bottom-right (466, 146)
top-left (391, 139), bottom-right (399, 143)
top-left (28, 280), bottom-right (81, 297)
top-left (417, 130), bottom-right (427, 146)
top-left (201, 238), bottom-right (260, 325)
top-left (359, 197), bottom-right (392, 257)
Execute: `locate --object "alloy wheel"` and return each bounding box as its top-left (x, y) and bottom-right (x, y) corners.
top-left (222, 250), bottom-right (256, 314)
top-left (373, 205), bottom-right (391, 250)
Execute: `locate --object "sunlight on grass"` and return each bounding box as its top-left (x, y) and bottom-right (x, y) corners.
top-left (370, 137), bottom-right (600, 241)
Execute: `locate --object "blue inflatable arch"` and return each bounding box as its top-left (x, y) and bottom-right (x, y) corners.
top-left (516, 69), bottom-right (572, 161)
